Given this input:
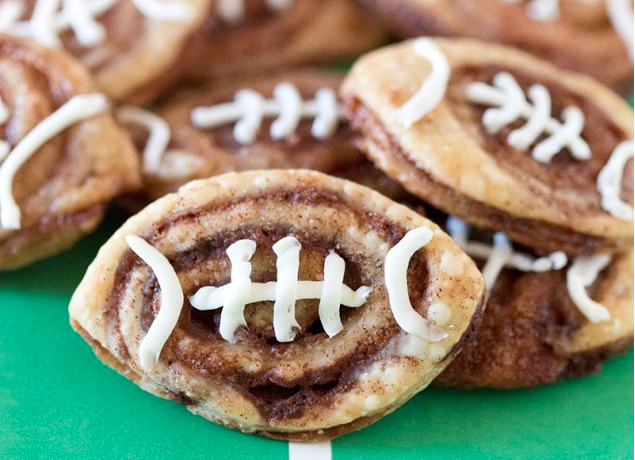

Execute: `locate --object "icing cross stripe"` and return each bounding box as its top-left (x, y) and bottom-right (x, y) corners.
top-left (127, 228), bottom-right (449, 371)
top-left (0, 93), bottom-right (107, 230)
top-left (117, 106), bottom-right (171, 174)
top-left (0, 0), bottom-right (194, 49)
top-left (217, 0), bottom-right (294, 24)
top-left (446, 216), bottom-right (612, 323)
top-left (191, 82), bottom-right (343, 145)
top-left (466, 72), bottom-right (591, 163)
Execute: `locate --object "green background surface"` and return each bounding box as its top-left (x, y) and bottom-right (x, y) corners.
top-left (0, 211), bottom-right (633, 460)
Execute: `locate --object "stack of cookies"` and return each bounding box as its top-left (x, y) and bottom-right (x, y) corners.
top-left (0, 0), bottom-right (632, 442)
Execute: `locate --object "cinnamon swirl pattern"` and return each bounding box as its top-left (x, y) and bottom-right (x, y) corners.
top-left (69, 170), bottom-right (485, 440)
top-left (180, 0), bottom-right (387, 84)
top-left (0, 35), bottom-right (139, 270)
top-left (358, 0), bottom-right (634, 92)
top-left (0, 0), bottom-right (210, 102)
top-left (342, 38), bottom-right (634, 256)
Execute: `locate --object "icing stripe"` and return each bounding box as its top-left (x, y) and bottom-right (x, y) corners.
top-left (126, 235), bottom-right (185, 371)
top-left (607, 0), bottom-right (634, 59)
top-left (466, 72), bottom-right (591, 162)
top-left (288, 441), bottom-right (332, 460)
top-left (220, 240), bottom-right (256, 344)
top-left (392, 38), bottom-right (450, 129)
top-left (189, 237), bottom-right (372, 343)
top-left (446, 217), bottom-right (568, 274)
top-left (318, 251), bottom-right (347, 337)
top-left (129, 0), bottom-right (194, 21)
top-left (0, 1), bottom-right (24, 31)
top-left (0, 93), bottom-right (107, 230)
top-left (63, 0), bottom-right (106, 47)
top-left (31, 0), bottom-right (61, 48)
top-left (481, 233), bottom-right (513, 290)
top-left (217, 0), bottom-right (294, 24)
top-left (500, 0), bottom-right (600, 22)
top-left (384, 227), bottom-right (448, 341)
top-left (598, 140), bottom-right (634, 221)
top-left (117, 106), bottom-right (171, 174)
top-left (191, 83), bottom-right (343, 145)
top-left (272, 237), bottom-right (303, 342)
top-left (566, 254), bottom-right (612, 322)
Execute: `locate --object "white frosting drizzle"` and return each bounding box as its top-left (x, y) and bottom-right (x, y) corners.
top-left (500, 0), bottom-right (599, 21)
top-left (384, 227), bottom-right (448, 341)
top-left (217, 0), bottom-right (294, 24)
top-left (598, 140), bottom-right (634, 221)
top-left (392, 38), bottom-right (450, 129)
top-left (126, 235), bottom-right (185, 371)
top-left (446, 216), bottom-right (568, 275)
top-left (466, 72), bottom-right (591, 163)
top-left (117, 106), bottom-right (171, 174)
top-left (190, 237), bottom-right (372, 343)
top-left (480, 233), bottom-right (514, 290)
top-left (566, 254), bottom-right (612, 322)
top-left (447, 216), bottom-right (611, 321)
top-left (0, 0), bottom-right (193, 48)
top-left (607, 0), bottom-right (634, 59)
top-left (0, 93), bottom-right (107, 230)
top-left (272, 236), bottom-right (303, 342)
top-left (190, 83), bottom-right (343, 145)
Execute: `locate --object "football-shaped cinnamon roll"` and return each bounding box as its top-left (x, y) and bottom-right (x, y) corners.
top-left (0, 35), bottom-right (140, 270)
top-left (342, 38), bottom-right (634, 257)
top-left (117, 70), bottom-right (405, 202)
top-left (69, 170), bottom-right (485, 440)
top-left (180, 0), bottom-right (386, 84)
top-left (0, 0), bottom-right (210, 102)
top-left (426, 216), bottom-right (633, 388)
top-left (358, 0), bottom-right (634, 93)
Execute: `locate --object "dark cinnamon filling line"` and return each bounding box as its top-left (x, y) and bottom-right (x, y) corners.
top-left (102, 186), bottom-right (446, 421)
top-left (344, 96), bottom-right (632, 256)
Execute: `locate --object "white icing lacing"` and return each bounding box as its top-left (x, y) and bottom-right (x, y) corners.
top-left (392, 38), bottom-right (450, 129)
top-left (566, 254), bottom-right (612, 322)
top-left (117, 106), bottom-right (171, 174)
top-left (384, 227), bottom-right (448, 341)
top-left (500, 0), bottom-right (599, 21)
top-left (126, 236), bottom-right (185, 371)
top-left (607, 0), bottom-right (635, 59)
top-left (598, 140), bottom-right (634, 221)
top-left (217, 0), bottom-right (294, 24)
top-left (447, 216), bottom-right (611, 322)
top-left (191, 82), bottom-right (343, 145)
top-left (446, 217), bottom-right (568, 281)
top-left (190, 237), bottom-right (373, 343)
top-left (0, 0), bottom-right (194, 49)
top-left (466, 72), bottom-right (591, 163)
top-left (0, 95), bottom-right (9, 162)
top-left (0, 93), bottom-right (107, 230)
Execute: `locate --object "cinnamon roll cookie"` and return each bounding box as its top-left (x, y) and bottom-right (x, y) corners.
top-left (436, 217), bottom-right (633, 389)
top-left (342, 38), bottom-right (634, 257)
top-left (358, 0), bottom-right (634, 92)
top-left (180, 0), bottom-right (386, 84)
top-left (0, 35), bottom-right (140, 270)
top-left (116, 70), bottom-right (404, 202)
top-left (69, 170), bottom-right (485, 440)
top-left (0, 0), bottom-right (210, 102)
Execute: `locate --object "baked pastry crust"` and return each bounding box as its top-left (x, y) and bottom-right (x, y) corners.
top-left (437, 250), bottom-right (633, 389)
top-left (181, 0), bottom-right (386, 84)
top-left (342, 38), bottom-right (634, 256)
top-left (358, 0), bottom-right (633, 93)
top-left (0, 35), bottom-right (140, 270)
top-left (69, 169), bottom-right (485, 440)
